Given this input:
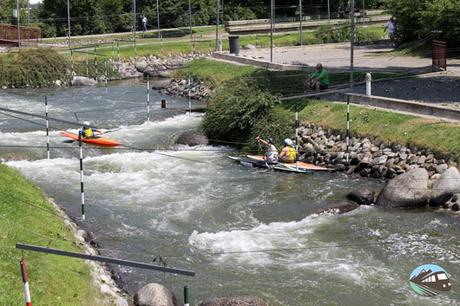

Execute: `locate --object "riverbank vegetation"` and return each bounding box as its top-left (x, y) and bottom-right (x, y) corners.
top-left (0, 49), bottom-right (119, 88)
top-left (198, 60), bottom-right (460, 160)
top-left (0, 164), bottom-right (104, 305)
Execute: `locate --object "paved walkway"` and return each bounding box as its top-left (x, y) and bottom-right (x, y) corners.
top-left (239, 43), bottom-right (437, 72)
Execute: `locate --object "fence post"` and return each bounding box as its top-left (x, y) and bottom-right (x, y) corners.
top-left (184, 285), bottom-right (189, 306)
top-left (365, 72), bottom-right (372, 96)
top-left (86, 54), bottom-right (89, 77)
top-left (20, 257), bottom-right (32, 306)
top-left (45, 96), bottom-right (50, 159)
top-left (79, 133), bottom-right (85, 221)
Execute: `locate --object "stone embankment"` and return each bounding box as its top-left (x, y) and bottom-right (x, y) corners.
top-left (133, 282), bottom-right (268, 306)
top-left (298, 123), bottom-right (455, 180)
top-left (297, 123), bottom-right (460, 214)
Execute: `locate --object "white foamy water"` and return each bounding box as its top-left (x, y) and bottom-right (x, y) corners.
top-left (2, 82), bottom-right (459, 305)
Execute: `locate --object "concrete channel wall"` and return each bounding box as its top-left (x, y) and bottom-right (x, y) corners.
top-left (346, 93), bottom-right (460, 122)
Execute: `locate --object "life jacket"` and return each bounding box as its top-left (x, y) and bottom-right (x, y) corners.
top-left (83, 127), bottom-right (94, 138)
top-left (283, 146), bottom-right (297, 163)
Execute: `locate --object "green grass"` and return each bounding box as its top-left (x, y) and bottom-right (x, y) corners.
top-left (296, 100), bottom-right (460, 160)
top-left (175, 58), bottom-right (403, 96)
top-left (55, 25), bottom-right (385, 60)
top-left (0, 164), bottom-right (106, 305)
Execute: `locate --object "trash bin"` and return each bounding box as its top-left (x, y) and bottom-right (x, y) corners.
top-left (229, 36), bottom-right (240, 55)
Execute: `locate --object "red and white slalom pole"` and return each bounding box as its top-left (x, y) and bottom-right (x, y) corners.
top-left (20, 257), bottom-right (32, 306)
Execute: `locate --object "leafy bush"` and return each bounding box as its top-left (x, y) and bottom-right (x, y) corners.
top-left (201, 77), bottom-right (280, 143)
top-left (248, 108), bottom-right (295, 152)
top-left (0, 49), bottom-right (70, 87)
top-left (314, 23), bottom-right (383, 44)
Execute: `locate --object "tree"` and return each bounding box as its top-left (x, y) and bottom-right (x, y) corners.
top-left (385, 0), bottom-right (460, 46)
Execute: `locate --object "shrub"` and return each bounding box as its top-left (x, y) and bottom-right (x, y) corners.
top-left (201, 77), bottom-right (280, 143)
top-left (248, 108), bottom-right (295, 152)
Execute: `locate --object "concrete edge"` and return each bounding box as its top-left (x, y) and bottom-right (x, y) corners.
top-left (344, 93), bottom-right (460, 122)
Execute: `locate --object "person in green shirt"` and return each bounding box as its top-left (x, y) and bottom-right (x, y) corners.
top-left (305, 63), bottom-right (330, 92)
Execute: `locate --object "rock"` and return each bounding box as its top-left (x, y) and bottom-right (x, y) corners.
top-left (314, 201), bottom-right (360, 215)
top-left (54, 80), bottom-right (62, 86)
top-left (430, 167), bottom-right (460, 206)
top-left (135, 60), bottom-right (149, 73)
top-left (242, 44), bottom-right (256, 50)
top-left (346, 189), bottom-right (375, 205)
top-left (158, 70), bottom-right (172, 78)
top-left (176, 131), bottom-right (208, 146)
top-left (375, 168), bottom-right (429, 208)
top-left (70, 76), bottom-right (97, 86)
top-left (199, 296), bottom-right (267, 306)
top-left (435, 163), bottom-right (448, 174)
top-left (133, 283), bottom-right (177, 306)
top-left (151, 79), bottom-right (171, 90)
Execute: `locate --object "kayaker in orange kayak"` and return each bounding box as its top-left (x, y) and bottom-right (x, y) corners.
top-left (80, 121), bottom-right (102, 139)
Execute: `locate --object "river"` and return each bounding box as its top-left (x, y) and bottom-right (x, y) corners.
top-left (1, 80), bottom-right (458, 305)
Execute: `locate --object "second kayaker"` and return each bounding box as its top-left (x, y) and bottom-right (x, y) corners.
top-left (279, 138), bottom-right (297, 163)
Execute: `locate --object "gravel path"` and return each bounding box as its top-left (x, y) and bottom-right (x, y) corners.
top-left (354, 71), bottom-right (460, 105)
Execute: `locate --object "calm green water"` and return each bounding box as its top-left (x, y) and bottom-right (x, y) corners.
top-left (1, 81), bottom-right (458, 305)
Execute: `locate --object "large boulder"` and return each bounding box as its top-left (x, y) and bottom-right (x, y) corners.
top-left (135, 59), bottom-right (149, 73)
top-left (346, 189), bottom-right (375, 205)
top-left (70, 76), bottom-right (97, 86)
top-left (314, 201), bottom-right (360, 215)
top-left (133, 283), bottom-right (177, 306)
top-left (176, 131), bottom-right (208, 146)
top-left (430, 167), bottom-right (460, 206)
top-left (199, 296), bottom-right (268, 306)
top-left (376, 167), bottom-right (429, 208)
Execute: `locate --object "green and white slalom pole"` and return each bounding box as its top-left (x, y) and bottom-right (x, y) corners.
top-left (346, 95), bottom-right (350, 164)
top-left (147, 75), bottom-right (151, 121)
top-left (79, 133), bottom-right (85, 221)
top-left (184, 285), bottom-right (189, 306)
top-left (44, 96), bottom-right (50, 159)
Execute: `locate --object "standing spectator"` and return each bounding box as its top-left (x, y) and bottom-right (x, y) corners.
top-left (142, 15), bottom-right (148, 32)
top-left (385, 17), bottom-right (396, 47)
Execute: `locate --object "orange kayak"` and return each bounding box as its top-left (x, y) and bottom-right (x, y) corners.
top-left (60, 131), bottom-right (121, 147)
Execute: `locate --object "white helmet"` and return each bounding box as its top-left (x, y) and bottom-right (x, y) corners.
top-left (83, 121), bottom-right (90, 126)
top-left (284, 138), bottom-right (294, 147)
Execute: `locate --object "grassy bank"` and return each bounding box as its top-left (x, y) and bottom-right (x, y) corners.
top-left (0, 164), bottom-right (105, 305)
top-left (175, 58), bottom-right (402, 96)
top-left (296, 100), bottom-right (460, 160)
